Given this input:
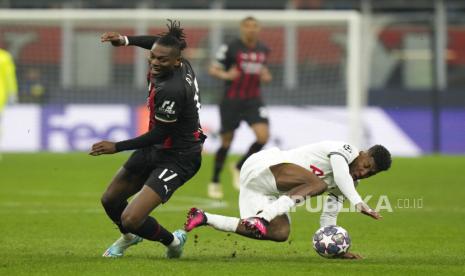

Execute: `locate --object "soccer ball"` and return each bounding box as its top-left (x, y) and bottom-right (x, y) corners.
top-left (312, 225), bottom-right (351, 258)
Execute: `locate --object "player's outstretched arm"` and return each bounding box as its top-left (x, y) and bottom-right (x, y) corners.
top-left (101, 32), bottom-right (159, 50)
top-left (126, 36), bottom-right (159, 50)
top-left (355, 202), bottom-right (382, 220)
top-left (101, 32), bottom-right (126, 46)
top-left (89, 121), bottom-right (172, 156)
top-left (330, 155), bottom-right (382, 220)
top-left (89, 141), bottom-right (117, 156)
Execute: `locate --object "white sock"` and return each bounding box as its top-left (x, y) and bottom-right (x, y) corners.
top-left (168, 235), bottom-right (180, 248)
top-left (205, 212), bottom-right (240, 232)
top-left (260, 195), bottom-right (295, 222)
top-left (122, 233), bottom-right (136, 241)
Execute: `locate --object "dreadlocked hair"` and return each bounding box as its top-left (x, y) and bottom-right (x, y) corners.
top-left (157, 19), bottom-right (187, 54)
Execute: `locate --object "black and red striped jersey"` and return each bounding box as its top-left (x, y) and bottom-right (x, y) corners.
top-left (145, 59), bottom-right (204, 151)
top-left (215, 38), bottom-right (270, 100)
top-left (121, 35), bottom-right (205, 152)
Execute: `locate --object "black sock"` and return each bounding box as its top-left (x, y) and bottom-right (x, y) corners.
top-left (212, 146), bottom-right (230, 183)
top-left (102, 201), bottom-right (129, 234)
top-left (236, 142), bottom-right (265, 170)
top-left (132, 216), bottom-right (174, 246)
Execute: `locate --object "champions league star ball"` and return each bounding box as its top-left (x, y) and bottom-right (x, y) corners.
top-left (312, 225), bottom-right (351, 258)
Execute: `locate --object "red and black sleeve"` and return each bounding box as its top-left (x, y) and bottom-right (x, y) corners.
top-left (127, 35), bottom-right (160, 50)
top-left (114, 122), bottom-right (172, 152)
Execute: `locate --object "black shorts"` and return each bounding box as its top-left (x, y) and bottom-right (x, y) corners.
top-left (123, 147), bottom-right (201, 203)
top-left (219, 98), bottom-right (269, 133)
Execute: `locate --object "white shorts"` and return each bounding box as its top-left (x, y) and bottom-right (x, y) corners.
top-left (238, 148), bottom-right (286, 219)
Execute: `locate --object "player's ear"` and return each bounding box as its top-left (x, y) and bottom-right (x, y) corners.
top-left (174, 56), bottom-right (181, 67)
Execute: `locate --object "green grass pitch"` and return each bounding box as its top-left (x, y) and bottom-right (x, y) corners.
top-left (1, 153), bottom-right (464, 275)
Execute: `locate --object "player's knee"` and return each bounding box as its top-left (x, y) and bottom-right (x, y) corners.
top-left (271, 233), bottom-right (289, 242)
top-left (267, 218), bottom-right (290, 242)
top-left (221, 139), bottom-right (233, 148)
top-left (121, 212), bottom-right (143, 232)
top-left (100, 193), bottom-right (115, 209)
top-left (219, 142), bottom-right (230, 150)
top-left (221, 132), bottom-right (234, 147)
top-left (253, 125), bottom-right (269, 144)
top-left (268, 228), bottom-right (290, 242)
top-left (306, 175), bottom-right (327, 196)
top-left (315, 180), bottom-right (327, 194)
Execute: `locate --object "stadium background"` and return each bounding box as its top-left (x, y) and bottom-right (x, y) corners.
top-left (1, 0), bottom-right (465, 155)
top-left (1, 1), bottom-right (465, 275)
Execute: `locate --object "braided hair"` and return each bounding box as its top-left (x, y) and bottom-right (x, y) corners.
top-left (157, 19), bottom-right (187, 56)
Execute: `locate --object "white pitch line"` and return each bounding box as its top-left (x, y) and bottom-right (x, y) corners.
top-left (0, 195), bottom-right (231, 214)
top-left (3, 191), bottom-right (235, 204)
top-left (0, 205), bottom-right (233, 214)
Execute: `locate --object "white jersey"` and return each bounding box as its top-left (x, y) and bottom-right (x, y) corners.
top-left (239, 141), bottom-right (362, 219)
top-left (243, 141), bottom-right (359, 195)
top-left (282, 141), bottom-right (359, 190)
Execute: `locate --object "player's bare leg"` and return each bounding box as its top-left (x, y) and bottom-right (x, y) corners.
top-left (232, 123), bottom-right (269, 190)
top-left (101, 171), bottom-right (186, 258)
top-left (185, 208), bottom-right (290, 242)
top-left (121, 185), bottom-right (187, 259)
top-left (189, 163), bottom-right (327, 240)
top-left (208, 131), bottom-right (234, 199)
top-left (250, 122), bottom-right (269, 145)
top-left (101, 167), bottom-right (148, 257)
top-left (271, 163), bottom-right (328, 195)
top-left (242, 163), bottom-right (327, 237)
top-left (101, 168), bottom-right (147, 230)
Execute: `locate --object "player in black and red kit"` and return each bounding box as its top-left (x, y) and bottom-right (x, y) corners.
top-left (208, 16), bottom-right (272, 199)
top-left (90, 20), bottom-right (205, 258)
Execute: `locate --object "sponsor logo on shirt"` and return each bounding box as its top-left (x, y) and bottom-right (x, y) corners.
top-left (160, 100), bottom-right (176, 115)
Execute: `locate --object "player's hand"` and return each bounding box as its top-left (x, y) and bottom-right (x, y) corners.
top-left (89, 141), bottom-right (117, 156)
top-left (260, 67), bottom-right (272, 83)
top-left (222, 66), bottom-right (240, 80)
top-left (356, 202), bottom-right (382, 220)
top-left (100, 32), bottom-right (125, 46)
top-left (336, 252), bottom-right (363, 259)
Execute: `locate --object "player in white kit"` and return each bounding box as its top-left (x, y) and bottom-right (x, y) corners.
top-left (184, 141), bottom-right (391, 258)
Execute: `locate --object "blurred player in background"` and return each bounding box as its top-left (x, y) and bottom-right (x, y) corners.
top-left (186, 141), bottom-right (392, 259)
top-left (20, 68), bottom-right (46, 104)
top-left (0, 48), bottom-right (18, 159)
top-left (207, 16), bottom-right (273, 199)
top-left (90, 20), bottom-right (206, 259)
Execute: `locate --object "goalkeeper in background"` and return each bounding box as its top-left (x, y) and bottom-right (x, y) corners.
top-left (208, 16), bottom-right (273, 199)
top-left (0, 48), bottom-right (18, 158)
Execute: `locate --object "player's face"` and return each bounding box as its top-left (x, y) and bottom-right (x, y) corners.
top-left (149, 44), bottom-right (181, 77)
top-left (349, 152), bottom-right (377, 180)
top-left (240, 19), bottom-right (260, 42)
